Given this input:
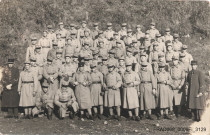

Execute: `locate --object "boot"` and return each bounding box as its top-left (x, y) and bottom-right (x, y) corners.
top-left (69, 111), bottom-right (75, 119)
top-left (98, 114), bottom-right (104, 120)
top-left (165, 114), bottom-right (172, 120)
top-left (158, 115), bottom-right (164, 120)
top-left (116, 116), bottom-right (121, 121)
top-left (106, 115), bottom-right (115, 120)
top-left (135, 116), bottom-right (141, 121)
top-left (47, 109), bottom-right (53, 120)
top-left (148, 114), bottom-right (154, 120)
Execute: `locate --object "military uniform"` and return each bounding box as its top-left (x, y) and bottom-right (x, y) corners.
top-left (77, 27), bottom-right (91, 39)
top-left (172, 40), bottom-right (183, 52)
top-left (79, 46), bottom-right (92, 58)
top-left (67, 37), bottom-right (81, 53)
top-left (56, 38), bottom-right (65, 49)
top-left (134, 25), bottom-right (145, 41)
top-left (26, 37), bottom-right (37, 61)
top-left (33, 47), bottom-right (46, 66)
top-left (146, 22), bottom-right (160, 39)
top-left (38, 36), bottom-right (52, 59)
top-left (47, 43), bottom-right (58, 60)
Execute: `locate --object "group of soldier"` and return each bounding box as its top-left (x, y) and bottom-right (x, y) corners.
top-left (1, 20), bottom-right (207, 122)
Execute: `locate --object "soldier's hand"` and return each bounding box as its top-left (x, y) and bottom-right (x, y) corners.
top-left (112, 86), bottom-right (117, 90)
top-left (83, 82), bottom-right (87, 86)
top-left (123, 83), bottom-right (127, 87)
top-left (152, 89), bottom-right (156, 95)
top-left (6, 85), bottom-right (11, 90)
top-left (33, 91), bottom-right (36, 97)
top-left (18, 91), bottom-right (21, 95)
top-left (163, 81), bottom-right (167, 84)
top-left (74, 82), bottom-right (79, 86)
top-left (138, 91), bottom-right (141, 97)
top-left (178, 85), bottom-right (182, 89)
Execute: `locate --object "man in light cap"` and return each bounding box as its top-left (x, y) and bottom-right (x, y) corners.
top-left (104, 22), bottom-right (115, 41)
top-left (134, 24), bottom-right (145, 41)
top-left (162, 28), bottom-right (173, 43)
top-left (181, 45), bottom-right (193, 65)
top-left (54, 81), bottom-right (78, 120)
top-left (172, 33), bottom-right (183, 52)
top-left (94, 31), bottom-right (110, 50)
top-left (55, 32), bottom-right (65, 49)
top-left (165, 42), bottom-right (178, 63)
top-left (169, 55), bottom-right (185, 118)
top-left (81, 29), bottom-right (94, 47)
top-left (47, 25), bottom-right (56, 42)
top-left (104, 63), bottom-right (122, 121)
top-left (77, 20), bottom-right (91, 39)
top-left (118, 23), bottom-right (127, 40)
top-left (62, 37), bottom-right (76, 58)
top-left (26, 36), bottom-right (38, 61)
top-left (66, 32), bottom-right (81, 53)
top-left (1, 58), bottom-right (20, 119)
top-left (98, 40), bottom-right (109, 58)
top-left (67, 23), bottom-right (78, 39)
top-left (123, 29), bottom-right (136, 47)
top-left (146, 21), bottom-right (160, 40)
top-left (71, 53), bottom-right (79, 73)
top-left (155, 34), bottom-right (166, 53)
top-left (125, 48), bottom-right (137, 71)
top-left (179, 53), bottom-right (192, 79)
top-left (56, 22), bottom-right (68, 42)
top-left (135, 52), bottom-right (153, 73)
top-left (122, 61), bottom-right (140, 121)
top-left (99, 56), bottom-right (109, 76)
top-left (107, 49), bottom-right (119, 68)
top-left (73, 62), bottom-right (93, 120)
top-left (110, 32), bottom-right (125, 50)
top-left (47, 41), bottom-right (59, 60)
top-left (114, 40), bottom-right (126, 59)
top-left (138, 61), bottom-right (157, 120)
top-left (33, 45), bottom-right (46, 66)
top-left (52, 49), bottom-right (64, 70)
top-left (90, 63), bottom-right (104, 119)
top-left (79, 42), bottom-right (92, 58)
top-left (117, 56), bottom-right (126, 76)
top-left (91, 23), bottom-right (100, 40)
top-left (185, 61), bottom-right (205, 122)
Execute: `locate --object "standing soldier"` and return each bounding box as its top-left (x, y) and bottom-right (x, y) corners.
top-left (172, 33), bottom-right (183, 52)
top-left (43, 57), bottom-right (59, 95)
top-left (162, 28), bottom-right (173, 43)
top-left (68, 24), bottom-right (78, 38)
top-left (114, 40), bottom-right (126, 59)
top-left (67, 32), bottom-right (81, 53)
top-left (55, 32), bottom-right (65, 50)
top-left (170, 55), bottom-right (185, 118)
top-left (104, 63), bottom-right (122, 121)
top-left (135, 53), bottom-right (153, 73)
top-left (117, 57), bottom-right (126, 76)
top-left (99, 56), bottom-right (109, 76)
top-left (122, 61), bottom-right (140, 121)
top-left (98, 40), bottom-right (109, 58)
top-left (91, 23), bottom-right (100, 40)
top-left (26, 36), bottom-right (38, 61)
top-left (54, 81), bottom-right (79, 120)
top-left (146, 21), bottom-right (160, 40)
top-left (38, 30), bottom-right (52, 59)
top-left (47, 41), bottom-right (59, 60)
top-left (139, 62), bottom-right (157, 120)
top-left (154, 34), bottom-right (166, 53)
top-left (32, 83), bottom-right (54, 120)
top-left (1, 59), bottom-right (20, 118)
top-left (33, 45), bottom-right (46, 66)
top-left (79, 42), bottom-right (92, 58)
top-left (155, 62), bottom-right (173, 120)
top-left (186, 61), bottom-right (205, 122)
top-left (165, 43), bottom-right (178, 63)
top-left (90, 63), bottom-right (104, 119)
top-left (179, 53), bottom-right (192, 79)
top-left (110, 32), bottom-right (125, 50)
top-left (52, 49), bottom-right (64, 70)
top-left (181, 45), bottom-right (193, 65)
top-left (134, 25), bottom-right (145, 42)
top-left (46, 25), bottom-right (56, 42)
top-left (125, 48), bottom-right (137, 71)
top-left (107, 50), bottom-right (119, 68)
top-left (73, 62), bottom-right (93, 120)
top-left (80, 29), bottom-right (94, 47)
top-left (93, 31), bottom-right (110, 49)
top-left (72, 53), bottom-right (79, 73)
top-left (56, 22), bottom-right (68, 43)
top-left (118, 23), bottom-right (127, 40)
top-left (18, 61), bottom-right (38, 119)
top-left (123, 29), bottom-right (136, 47)
top-left (77, 21), bottom-right (90, 39)
top-left (104, 23), bottom-right (115, 41)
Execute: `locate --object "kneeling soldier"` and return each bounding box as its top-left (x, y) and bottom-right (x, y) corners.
top-left (32, 83), bottom-right (54, 120)
top-left (54, 81), bottom-right (79, 120)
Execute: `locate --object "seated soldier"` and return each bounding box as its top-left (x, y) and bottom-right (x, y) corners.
top-left (54, 81), bottom-right (79, 120)
top-left (32, 83), bottom-right (54, 120)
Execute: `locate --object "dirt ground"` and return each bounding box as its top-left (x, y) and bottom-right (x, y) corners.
top-left (0, 111), bottom-right (196, 135)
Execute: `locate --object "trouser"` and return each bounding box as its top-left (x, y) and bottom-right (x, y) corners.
top-left (191, 109), bottom-right (203, 121)
top-left (174, 105), bottom-right (181, 116)
top-left (8, 107), bottom-right (18, 117)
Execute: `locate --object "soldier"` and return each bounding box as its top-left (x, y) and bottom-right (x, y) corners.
top-left (122, 61), bottom-right (140, 121)
top-left (68, 23), bottom-right (78, 38)
top-left (52, 49), bottom-right (64, 70)
top-left (26, 36), bottom-right (38, 61)
top-left (142, 37), bottom-right (151, 54)
top-left (43, 57), bottom-right (59, 95)
top-left (169, 55), bottom-right (185, 118)
top-left (135, 53), bottom-right (153, 73)
top-left (92, 49), bottom-right (102, 66)
top-left (99, 56), bottom-right (109, 76)
top-left (118, 23), bottom-right (127, 40)
top-left (80, 29), bottom-right (94, 47)
top-left (33, 45), bottom-right (46, 66)
top-left (55, 32), bottom-right (65, 49)
top-left (91, 23), bottom-right (100, 40)
top-left (107, 49), bottom-right (119, 68)
top-left (146, 21), bottom-right (160, 40)
top-left (46, 25), bottom-right (56, 42)
top-left (77, 21), bottom-right (90, 39)
top-left (149, 43), bottom-right (162, 73)
top-left (110, 32), bottom-right (125, 50)
top-left (54, 81), bottom-right (79, 120)
top-left (1, 59), bottom-right (20, 119)
top-left (129, 40), bottom-right (140, 56)
top-left (114, 40), bottom-right (126, 59)
top-left (98, 40), bottom-right (109, 58)
top-left (104, 23), bottom-right (115, 41)
top-left (79, 42), bottom-right (92, 58)
top-left (18, 61), bottom-right (38, 119)
top-left (155, 62), bottom-right (173, 120)
top-left (165, 43), bottom-right (178, 63)
top-left (186, 61), bottom-right (205, 122)
top-left (136, 46), bottom-right (148, 63)
top-left (123, 29), bottom-right (136, 47)
top-left (90, 63), bottom-right (104, 119)
top-left (38, 30), bottom-right (52, 59)
top-left (71, 53), bottom-right (79, 73)
top-left (73, 62), bottom-right (93, 120)
top-left (134, 25), bottom-right (145, 42)
top-left (179, 53), bottom-right (192, 79)
top-left (154, 34), bottom-right (166, 53)
top-left (162, 28), bottom-right (173, 43)
top-left (125, 48), bottom-right (137, 71)
top-left (83, 57), bottom-right (91, 73)
top-left (117, 56), bottom-right (126, 76)
top-left (47, 41), bottom-right (58, 60)
top-left (181, 45), bottom-right (193, 65)
top-left (138, 62), bottom-right (157, 120)
top-left (32, 83), bottom-right (54, 120)
top-left (104, 63), bottom-right (122, 121)
top-left (172, 33), bottom-right (183, 52)
top-left (66, 32), bottom-right (81, 53)
top-left (56, 22), bottom-right (68, 42)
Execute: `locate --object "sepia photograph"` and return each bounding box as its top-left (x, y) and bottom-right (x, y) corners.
top-left (0, 0), bottom-right (209, 134)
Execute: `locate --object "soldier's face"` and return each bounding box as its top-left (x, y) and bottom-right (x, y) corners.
top-left (43, 88), bottom-right (48, 93)
top-left (141, 66), bottom-right (147, 71)
top-left (173, 60), bottom-right (178, 65)
top-left (79, 67), bottom-right (84, 71)
top-left (25, 64), bottom-right (30, 70)
top-left (108, 67), bottom-right (114, 72)
top-left (99, 34), bottom-right (103, 38)
top-left (157, 37), bottom-right (161, 42)
top-left (56, 54), bottom-right (61, 58)
top-left (91, 67), bottom-right (96, 72)
top-left (47, 61), bottom-right (52, 65)
top-left (150, 25), bottom-right (155, 29)
top-left (82, 23), bottom-right (86, 27)
top-left (84, 45), bottom-right (89, 49)
top-left (53, 45), bottom-right (58, 49)
top-left (36, 48), bottom-right (41, 53)
top-left (84, 61), bottom-right (89, 65)
top-left (182, 49), bottom-right (187, 53)
top-left (127, 52), bottom-right (132, 57)
top-left (65, 57), bottom-right (71, 63)
top-left (107, 26), bottom-right (112, 30)
top-left (110, 54), bottom-right (114, 58)
top-left (122, 26), bottom-right (126, 30)
top-left (141, 56), bottom-right (146, 62)
top-left (102, 60), bottom-right (107, 65)
top-left (71, 34), bottom-right (76, 39)
top-left (167, 46), bottom-right (172, 51)
top-left (94, 26), bottom-right (98, 29)
top-left (166, 31), bottom-right (170, 35)
top-left (43, 32), bottom-right (47, 37)
top-left (59, 25), bottom-right (64, 29)
top-left (99, 43), bottom-right (104, 47)
top-left (73, 58), bottom-right (78, 62)
top-left (56, 34), bottom-right (61, 39)
top-left (137, 27), bottom-right (141, 31)
top-left (8, 64), bottom-right (13, 68)
top-left (154, 46), bottom-right (158, 50)
top-left (30, 61), bottom-right (36, 66)
top-left (159, 67), bottom-right (164, 72)
top-left (192, 65), bottom-right (197, 70)
top-left (159, 57), bottom-right (164, 62)
top-left (31, 40), bottom-right (37, 45)
top-left (119, 60), bottom-right (124, 66)
top-left (128, 32), bottom-right (132, 36)
top-left (126, 65), bottom-right (132, 71)
top-left (84, 31), bottom-right (89, 37)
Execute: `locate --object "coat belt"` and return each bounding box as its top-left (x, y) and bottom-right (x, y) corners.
top-left (22, 81), bottom-right (34, 83)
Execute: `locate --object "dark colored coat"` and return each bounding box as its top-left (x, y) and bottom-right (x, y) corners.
top-left (187, 70), bottom-right (205, 109)
top-left (1, 66), bottom-right (20, 107)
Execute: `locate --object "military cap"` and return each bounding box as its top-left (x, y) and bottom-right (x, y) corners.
top-left (31, 36), bottom-right (37, 41)
top-left (56, 49), bottom-right (63, 54)
top-left (145, 30), bottom-right (150, 34)
top-left (132, 40), bottom-right (137, 43)
top-left (30, 57), bottom-right (37, 62)
top-left (65, 53), bottom-right (72, 58)
top-left (84, 56), bottom-right (92, 61)
top-left (78, 62), bottom-right (85, 67)
top-left (153, 42), bottom-right (158, 46)
top-left (109, 49), bottom-right (115, 54)
top-left (90, 63), bottom-right (97, 68)
top-left (113, 32), bottom-right (118, 35)
top-left (70, 32), bottom-right (77, 35)
top-left (93, 49), bottom-right (99, 55)
top-left (93, 23), bottom-right (98, 26)
top-left (121, 23), bottom-right (127, 27)
top-left (136, 25), bottom-right (142, 28)
top-left (47, 57), bottom-right (53, 62)
top-left (139, 46), bottom-right (145, 50)
top-left (70, 23), bottom-right (75, 27)
top-left (127, 29), bottom-right (132, 33)
top-left (165, 28), bottom-right (170, 32)
top-left (141, 62), bottom-right (148, 67)
top-left (107, 63), bottom-right (115, 68)
top-left (179, 53), bottom-right (186, 58)
top-left (126, 48), bottom-right (133, 53)
top-left (84, 42), bottom-right (90, 46)
top-left (116, 40), bottom-right (122, 44)
top-left (24, 60), bottom-right (31, 64)
top-left (102, 56), bottom-right (108, 60)
top-left (156, 33), bottom-right (161, 37)
top-left (82, 21), bottom-right (87, 24)
top-left (58, 22), bottom-right (64, 25)
top-left (174, 33), bottom-right (179, 38)
top-left (98, 31), bottom-right (104, 35)
top-left (7, 58), bottom-right (15, 64)
top-left (125, 61), bottom-right (132, 66)
top-left (158, 62), bottom-right (166, 68)
top-left (98, 39), bottom-right (104, 43)
top-left (150, 22), bottom-right (155, 26)
top-left (35, 45), bottom-right (41, 49)
top-left (172, 55), bottom-right (179, 60)
top-left (56, 31), bottom-right (61, 35)
top-left (167, 42), bottom-right (173, 47)
top-left (84, 29), bottom-right (90, 33)
top-left (52, 41), bottom-right (58, 46)
top-left (182, 45), bottom-right (188, 50)
top-left (119, 56), bottom-right (125, 60)
top-left (73, 53), bottom-right (79, 58)
top-left (107, 23), bottom-right (112, 26)
top-left (140, 52), bottom-right (147, 57)
top-left (42, 83), bottom-right (49, 88)
top-left (158, 52), bottom-right (165, 58)
top-left (47, 25), bottom-right (53, 29)
top-left (191, 60), bottom-right (198, 65)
